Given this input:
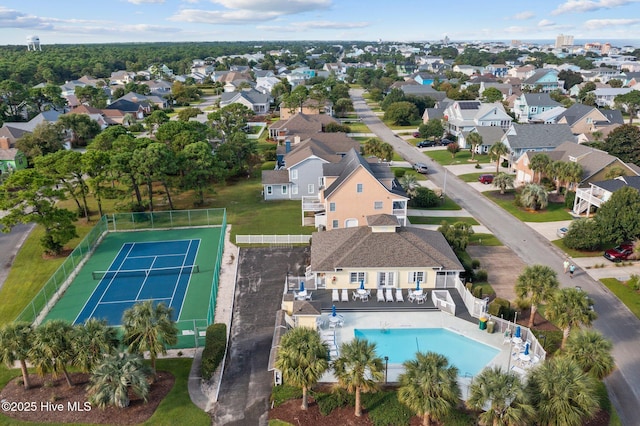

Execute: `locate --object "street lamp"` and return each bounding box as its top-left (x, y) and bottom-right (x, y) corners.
top-left (384, 356), bottom-right (389, 384)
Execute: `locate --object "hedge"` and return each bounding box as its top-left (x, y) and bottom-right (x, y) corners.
top-left (488, 297), bottom-right (510, 318)
top-left (201, 323), bottom-right (227, 380)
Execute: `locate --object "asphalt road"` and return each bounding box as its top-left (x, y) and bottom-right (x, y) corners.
top-left (351, 88), bottom-right (640, 425)
top-left (0, 223), bottom-right (34, 291)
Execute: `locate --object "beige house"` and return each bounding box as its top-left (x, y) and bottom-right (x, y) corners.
top-left (279, 99), bottom-right (333, 120)
top-left (554, 103), bottom-right (624, 142)
top-left (303, 149), bottom-right (408, 230)
top-left (308, 214), bottom-right (464, 292)
top-left (268, 113), bottom-right (338, 141)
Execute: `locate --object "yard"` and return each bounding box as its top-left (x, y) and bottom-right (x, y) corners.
top-left (484, 190), bottom-right (573, 222)
top-left (425, 150), bottom-right (493, 166)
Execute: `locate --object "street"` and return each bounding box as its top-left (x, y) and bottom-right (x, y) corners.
top-left (350, 88), bottom-right (640, 425)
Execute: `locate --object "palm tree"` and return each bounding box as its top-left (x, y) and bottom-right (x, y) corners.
top-left (489, 141), bottom-right (509, 173)
top-left (332, 337), bottom-right (384, 417)
top-left (73, 318), bottom-right (120, 373)
top-left (519, 183), bottom-right (548, 211)
top-left (399, 173), bottom-right (420, 197)
top-left (87, 353), bottom-right (152, 409)
top-left (564, 162), bottom-right (583, 192)
top-left (398, 351), bottom-right (461, 426)
top-left (0, 322), bottom-right (33, 390)
top-left (29, 320), bottom-right (76, 387)
top-left (528, 153), bottom-right (550, 184)
top-left (526, 357), bottom-right (599, 426)
top-left (467, 132), bottom-right (483, 161)
top-left (364, 137), bottom-right (383, 158)
top-left (379, 142), bottom-right (394, 162)
top-left (545, 288), bottom-right (597, 349)
top-left (466, 366), bottom-right (535, 426)
top-left (274, 327), bottom-right (329, 410)
top-left (563, 329), bottom-right (615, 379)
top-left (515, 264), bottom-right (559, 328)
top-left (492, 172), bottom-right (515, 194)
top-left (549, 161), bottom-right (569, 193)
top-left (122, 300), bottom-right (178, 375)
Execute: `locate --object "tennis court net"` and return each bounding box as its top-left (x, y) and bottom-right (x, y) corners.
top-left (92, 265), bottom-right (200, 280)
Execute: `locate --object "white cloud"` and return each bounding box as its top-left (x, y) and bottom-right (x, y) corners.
top-left (538, 19), bottom-right (556, 27)
top-left (169, 8), bottom-right (279, 24)
top-left (210, 0), bottom-right (331, 14)
top-left (0, 7), bottom-right (54, 30)
top-left (512, 11), bottom-right (535, 20)
top-left (552, 0), bottom-right (640, 15)
top-left (258, 20), bottom-right (369, 32)
top-left (584, 18), bottom-right (640, 29)
top-left (126, 0), bottom-right (165, 4)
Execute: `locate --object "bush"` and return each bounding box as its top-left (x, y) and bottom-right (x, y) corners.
top-left (475, 269), bottom-right (488, 282)
top-left (488, 297), bottom-right (510, 317)
top-left (564, 218), bottom-right (601, 250)
top-left (409, 187), bottom-right (439, 208)
top-left (394, 169), bottom-right (406, 178)
top-left (471, 259), bottom-right (481, 269)
top-left (201, 323), bottom-right (227, 380)
top-left (564, 190), bottom-right (576, 209)
top-left (128, 123), bottom-right (145, 132)
top-left (472, 286), bottom-right (483, 299)
top-left (270, 384), bottom-right (302, 407)
top-left (627, 274), bottom-right (640, 291)
top-left (316, 389), bottom-right (354, 416)
top-left (365, 391), bottom-right (414, 426)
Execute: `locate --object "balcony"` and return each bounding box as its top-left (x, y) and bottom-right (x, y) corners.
top-left (302, 196), bottom-right (324, 212)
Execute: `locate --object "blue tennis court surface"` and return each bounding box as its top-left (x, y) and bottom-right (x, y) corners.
top-left (74, 239), bottom-right (200, 326)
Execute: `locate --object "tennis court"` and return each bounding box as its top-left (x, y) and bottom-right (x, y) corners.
top-left (45, 227), bottom-right (222, 330)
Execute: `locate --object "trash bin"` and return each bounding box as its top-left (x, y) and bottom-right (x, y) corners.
top-left (479, 317), bottom-right (487, 330)
top-left (486, 320), bottom-right (495, 334)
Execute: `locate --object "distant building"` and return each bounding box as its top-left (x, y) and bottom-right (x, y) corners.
top-left (555, 34), bottom-right (574, 49)
top-left (26, 35), bottom-right (41, 51)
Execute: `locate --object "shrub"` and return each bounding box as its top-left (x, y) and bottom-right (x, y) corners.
top-left (565, 190), bottom-right (576, 209)
top-left (475, 269), bottom-right (488, 282)
top-left (270, 384), bottom-right (302, 407)
top-left (471, 259), bottom-right (481, 269)
top-left (201, 323), bottom-right (227, 380)
top-left (488, 297), bottom-right (510, 317)
top-left (316, 389), bottom-right (354, 415)
top-left (514, 193), bottom-right (522, 208)
top-left (409, 187), bottom-right (439, 208)
top-left (365, 391), bottom-right (413, 426)
top-left (564, 218), bottom-right (600, 250)
top-left (472, 286), bottom-right (483, 299)
top-left (128, 123), bottom-right (145, 132)
top-left (627, 274), bottom-right (640, 291)
top-left (394, 169), bottom-right (406, 178)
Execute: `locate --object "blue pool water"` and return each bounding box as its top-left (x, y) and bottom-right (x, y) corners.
top-left (354, 328), bottom-right (499, 376)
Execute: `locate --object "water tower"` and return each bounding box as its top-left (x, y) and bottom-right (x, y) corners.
top-left (26, 35), bottom-right (41, 51)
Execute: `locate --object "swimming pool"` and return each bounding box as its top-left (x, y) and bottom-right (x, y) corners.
top-left (354, 328), bottom-right (499, 376)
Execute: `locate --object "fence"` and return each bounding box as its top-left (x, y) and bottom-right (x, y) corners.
top-left (207, 210), bottom-right (227, 324)
top-left (454, 277), bottom-right (489, 318)
top-left (175, 318), bottom-right (210, 349)
top-left (235, 234), bottom-right (312, 245)
top-left (16, 215), bottom-right (110, 324)
top-left (108, 208), bottom-right (226, 231)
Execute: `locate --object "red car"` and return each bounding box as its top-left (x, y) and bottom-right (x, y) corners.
top-left (603, 243), bottom-right (634, 262)
top-left (478, 174), bottom-right (494, 184)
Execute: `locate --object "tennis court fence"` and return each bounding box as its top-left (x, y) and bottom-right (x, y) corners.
top-left (16, 209), bottom-right (227, 350)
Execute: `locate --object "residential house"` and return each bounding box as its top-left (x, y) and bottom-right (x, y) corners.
top-left (0, 125), bottom-right (29, 149)
top-left (105, 99), bottom-right (148, 119)
top-left (529, 106), bottom-right (567, 124)
top-left (568, 81), bottom-right (609, 98)
top-left (279, 99), bottom-right (333, 120)
top-left (459, 126), bottom-right (506, 154)
top-left (400, 85), bottom-right (447, 102)
top-left (479, 82), bottom-right (513, 99)
top-left (453, 64), bottom-right (481, 76)
top-left (140, 80), bottom-right (172, 95)
top-left (521, 69), bottom-right (560, 93)
top-left (261, 133), bottom-right (360, 201)
top-left (514, 140), bottom-right (638, 186)
top-left (513, 93), bottom-right (562, 122)
top-left (65, 106), bottom-right (109, 129)
top-left (255, 76), bottom-right (282, 95)
top-left (555, 103), bottom-right (624, 141)
top-left (268, 113), bottom-right (338, 141)
top-left (573, 176), bottom-right (640, 215)
top-left (593, 88), bottom-right (635, 108)
top-left (302, 149), bottom-right (409, 230)
top-left (110, 70), bottom-right (136, 86)
top-left (443, 101), bottom-right (512, 137)
top-left (307, 214), bottom-right (464, 291)
top-left (0, 137), bottom-right (27, 174)
top-left (119, 92), bottom-right (169, 110)
top-left (501, 123), bottom-right (575, 167)
top-left (483, 64), bottom-right (509, 77)
top-left (412, 72), bottom-right (437, 85)
top-left (507, 65), bottom-right (536, 79)
top-left (219, 89), bottom-right (271, 114)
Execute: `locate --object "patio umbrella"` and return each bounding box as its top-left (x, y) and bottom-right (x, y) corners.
top-left (524, 342), bottom-right (530, 356)
top-left (299, 281), bottom-right (305, 292)
top-left (331, 304), bottom-right (337, 317)
top-left (416, 280), bottom-right (421, 291)
top-left (359, 280), bottom-right (365, 290)
top-left (515, 326), bottom-right (521, 339)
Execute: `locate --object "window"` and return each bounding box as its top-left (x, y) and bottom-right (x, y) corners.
top-left (281, 185), bottom-right (288, 194)
top-left (410, 271), bottom-right (424, 284)
top-left (378, 272), bottom-right (395, 287)
top-left (356, 183), bottom-right (363, 193)
top-left (350, 272), bottom-right (365, 283)
top-left (308, 184), bottom-right (314, 193)
top-left (266, 186), bottom-right (272, 195)
top-left (292, 184), bottom-right (298, 195)
top-left (332, 220), bottom-right (339, 229)
top-left (329, 202), bottom-right (336, 212)
top-left (374, 201), bottom-right (383, 210)
top-left (290, 169), bottom-right (298, 180)
top-left (586, 117), bottom-right (593, 124)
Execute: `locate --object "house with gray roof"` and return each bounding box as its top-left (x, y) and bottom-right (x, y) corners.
top-left (443, 101), bottom-right (512, 137)
top-left (513, 93), bottom-right (562, 122)
top-left (459, 126), bottom-right (506, 154)
top-left (268, 113), bottom-right (338, 141)
top-left (554, 103), bottom-right (624, 141)
top-left (593, 88), bottom-right (635, 108)
top-left (400, 85), bottom-right (447, 101)
top-left (573, 176), bottom-right (640, 215)
top-left (219, 89), bottom-right (271, 114)
top-left (501, 123), bottom-right (575, 166)
top-left (308, 214), bottom-right (464, 292)
top-left (521, 69), bottom-right (560, 93)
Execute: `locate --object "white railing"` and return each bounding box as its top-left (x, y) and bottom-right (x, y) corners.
top-left (454, 277), bottom-right (488, 318)
top-left (432, 290), bottom-right (456, 315)
top-left (235, 235), bottom-right (312, 245)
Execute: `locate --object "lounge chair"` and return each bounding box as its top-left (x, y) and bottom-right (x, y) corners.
top-left (385, 288), bottom-right (394, 302)
top-left (503, 330), bottom-right (512, 345)
top-left (304, 291), bottom-right (313, 301)
top-left (316, 316), bottom-right (326, 329)
top-left (341, 289), bottom-right (349, 302)
top-left (395, 288), bottom-right (404, 302)
top-left (376, 289), bottom-right (385, 302)
top-left (332, 289), bottom-right (340, 302)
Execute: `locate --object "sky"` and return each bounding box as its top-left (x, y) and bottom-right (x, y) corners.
top-left (1, 0), bottom-right (640, 46)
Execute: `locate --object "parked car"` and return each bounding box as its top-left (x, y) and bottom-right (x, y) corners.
top-left (603, 242), bottom-right (634, 262)
top-left (412, 131), bottom-right (421, 138)
top-left (417, 140), bottom-right (437, 148)
top-left (413, 163), bottom-right (429, 174)
top-left (478, 174), bottom-right (494, 184)
top-left (556, 227), bottom-right (569, 238)
top-left (440, 138), bottom-right (454, 146)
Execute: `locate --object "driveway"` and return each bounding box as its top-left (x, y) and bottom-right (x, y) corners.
top-left (350, 88), bottom-right (640, 426)
top-left (210, 247), bottom-right (309, 426)
top-left (466, 246), bottom-right (525, 301)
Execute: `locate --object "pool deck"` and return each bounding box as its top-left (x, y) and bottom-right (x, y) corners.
top-left (319, 310), bottom-right (532, 400)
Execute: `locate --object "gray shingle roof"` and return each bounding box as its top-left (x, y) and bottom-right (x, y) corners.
top-left (261, 170), bottom-right (289, 185)
top-left (521, 93), bottom-right (561, 107)
top-left (506, 124), bottom-right (574, 150)
top-left (592, 176), bottom-right (640, 192)
top-left (311, 225), bottom-right (463, 271)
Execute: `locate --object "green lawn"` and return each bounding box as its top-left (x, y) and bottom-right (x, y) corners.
top-left (484, 191), bottom-right (573, 222)
top-left (408, 216), bottom-right (479, 226)
top-left (425, 150), bottom-right (493, 165)
top-left (458, 172), bottom-right (491, 182)
top-left (391, 167), bottom-right (428, 180)
top-left (469, 233), bottom-right (503, 246)
top-left (551, 239), bottom-right (603, 258)
top-left (600, 278), bottom-right (640, 319)
top-left (345, 122), bottom-right (371, 133)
